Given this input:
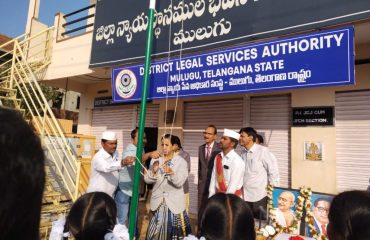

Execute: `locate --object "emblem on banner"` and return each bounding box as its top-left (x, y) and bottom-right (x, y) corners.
top-left (115, 69), bottom-right (137, 99)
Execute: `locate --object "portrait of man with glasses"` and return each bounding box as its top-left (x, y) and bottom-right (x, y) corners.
top-left (310, 197), bottom-right (332, 237)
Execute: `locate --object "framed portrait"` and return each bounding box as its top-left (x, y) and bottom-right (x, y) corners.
top-left (267, 187), bottom-right (305, 234)
top-left (304, 191), bottom-right (335, 239)
top-left (304, 141), bottom-right (323, 161)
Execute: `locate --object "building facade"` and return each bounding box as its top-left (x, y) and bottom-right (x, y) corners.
top-left (25, 0), bottom-right (370, 215)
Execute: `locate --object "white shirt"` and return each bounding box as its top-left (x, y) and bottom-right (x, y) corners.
top-left (208, 149), bottom-right (245, 198)
top-left (241, 143), bottom-right (280, 202)
top-left (87, 148), bottom-right (122, 197)
top-left (205, 141), bottom-right (215, 159)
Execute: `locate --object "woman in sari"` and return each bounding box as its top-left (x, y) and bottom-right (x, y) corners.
top-left (144, 134), bottom-right (192, 239)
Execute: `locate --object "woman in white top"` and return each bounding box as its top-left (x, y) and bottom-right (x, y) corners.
top-left (144, 134), bottom-right (192, 240)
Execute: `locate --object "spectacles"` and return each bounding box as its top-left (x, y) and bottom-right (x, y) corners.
top-left (278, 197), bottom-right (292, 203)
top-left (316, 206), bottom-right (329, 213)
top-left (203, 132), bottom-right (215, 135)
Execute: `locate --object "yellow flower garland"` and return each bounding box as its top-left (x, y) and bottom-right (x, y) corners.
top-left (266, 184), bottom-right (306, 235)
top-left (304, 188), bottom-right (328, 240)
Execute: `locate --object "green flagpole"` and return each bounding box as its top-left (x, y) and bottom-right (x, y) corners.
top-left (128, 0), bottom-right (156, 239)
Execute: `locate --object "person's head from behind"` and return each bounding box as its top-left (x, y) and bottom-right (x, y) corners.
top-left (313, 198), bottom-right (331, 225)
top-left (0, 107), bottom-right (45, 239)
top-left (200, 193), bottom-right (255, 240)
top-left (327, 190), bottom-right (370, 240)
top-left (256, 134), bottom-right (264, 145)
top-left (130, 127), bottom-right (147, 146)
top-left (66, 192), bottom-right (117, 240)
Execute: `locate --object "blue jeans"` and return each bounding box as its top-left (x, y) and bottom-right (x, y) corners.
top-left (115, 190), bottom-right (130, 225)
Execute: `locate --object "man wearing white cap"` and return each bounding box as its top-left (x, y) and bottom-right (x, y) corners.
top-left (87, 131), bottom-right (135, 197)
top-left (208, 129), bottom-right (245, 198)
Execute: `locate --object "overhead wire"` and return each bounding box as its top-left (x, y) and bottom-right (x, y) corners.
top-left (163, 0), bottom-right (185, 137)
top-left (140, 0), bottom-right (185, 172)
top-left (163, 0), bottom-right (174, 137)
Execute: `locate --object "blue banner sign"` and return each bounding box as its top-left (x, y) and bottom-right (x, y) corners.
top-left (112, 26), bottom-right (354, 103)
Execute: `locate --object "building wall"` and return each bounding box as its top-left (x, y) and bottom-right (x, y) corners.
top-left (27, 19), bottom-right (48, 62)
top-left (72, 34), bottom-right (370, 195)
top-left (291, 88), bottom-right (337, 193)
top-left (78, 81), bottom-right (109, 135)
top-left (45, 30), bottom-right (94, 80)
top-left (62, 91), bottom-right (80, 112)
top-left (291, 60), bottom-right (370, 194)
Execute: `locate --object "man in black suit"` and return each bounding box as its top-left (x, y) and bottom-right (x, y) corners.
top-left (197, 125), bottom-right (221, 228)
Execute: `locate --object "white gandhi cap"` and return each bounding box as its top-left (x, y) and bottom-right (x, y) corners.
top-left (101, 131), bottom-right (117, 141)
top-left (223, 128), bottom-right (240, 140)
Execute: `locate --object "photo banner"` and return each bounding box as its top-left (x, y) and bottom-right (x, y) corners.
top-left (90, 0), bottom-right (369, 67)
top-left (111, 26), bottom-right (354, 103)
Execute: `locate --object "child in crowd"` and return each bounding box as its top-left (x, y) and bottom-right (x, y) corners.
top-left (50, 192), bottom-right (129, 240)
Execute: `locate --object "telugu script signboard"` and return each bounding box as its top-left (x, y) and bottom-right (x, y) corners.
top-left (111, 26), bottom-right (354, 103)
top-left (90, 0), bottom-right (370, 68)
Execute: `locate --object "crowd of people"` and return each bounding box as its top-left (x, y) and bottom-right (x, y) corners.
top-left (81, 124), bottom-right (281, 239)
top-left (0, 107), bottom-right (369, 240)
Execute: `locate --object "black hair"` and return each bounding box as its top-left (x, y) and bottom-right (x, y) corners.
top-left (131, 127), bottom-right (139, 140)
top-left (327, 190), bottom-right (370, 240)
top-left (314, 197), bottom-right (331, 207)
top-left (66, 192), bottom-right (117, 240)
top-left (207, 125), bottom-right (218, 134)
top-left (162, 134), bottom-right (177, 145)
top-left (256, 134), bottom-right (264, 144)
top-left (200, 193), bottom-right (255, 240)
top-left (0, 107), bottom-right (45, 239)
top-left (230, 138), bottom-right (239, 149)
top-left (172, 135), bottom-right (182, 149)
top-left (239, 127), bottom-right (257, 142)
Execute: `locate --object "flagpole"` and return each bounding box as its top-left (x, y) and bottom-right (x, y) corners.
top-left (128, 0), bottom-right (156, 238)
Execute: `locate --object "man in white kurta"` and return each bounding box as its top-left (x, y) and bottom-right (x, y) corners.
top-left (87, 131), bottom-right (135, 197)
top-left (209, 129), bottom-right (245, 198)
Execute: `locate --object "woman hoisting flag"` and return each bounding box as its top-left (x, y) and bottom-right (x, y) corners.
top-left (144, 134), bottom-right (192, 239)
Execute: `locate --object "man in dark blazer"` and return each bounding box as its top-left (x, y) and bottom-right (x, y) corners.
top-left (197, 125), bottom-right (221, 228)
